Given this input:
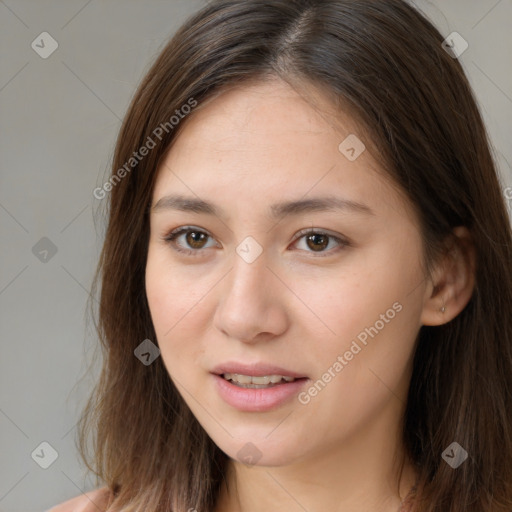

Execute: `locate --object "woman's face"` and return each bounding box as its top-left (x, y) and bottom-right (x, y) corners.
top-left (145, 79), bottom-right (429, 467)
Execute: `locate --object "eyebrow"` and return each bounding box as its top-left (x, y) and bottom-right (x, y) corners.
top-left (151, 194), bottom-right (375, 219)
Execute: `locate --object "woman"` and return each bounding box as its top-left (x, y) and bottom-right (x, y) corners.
top-left (49, 0), bottom-right (512, 511)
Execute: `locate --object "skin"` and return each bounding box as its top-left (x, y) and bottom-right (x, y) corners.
top-left (145, 78), bottom-right (476, 512)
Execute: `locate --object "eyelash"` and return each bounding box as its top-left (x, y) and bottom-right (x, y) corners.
top-left (162, 226), bottom-right (349, 258)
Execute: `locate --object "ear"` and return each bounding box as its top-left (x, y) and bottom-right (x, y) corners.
top-left (420, 226), bottom-right (477, 326)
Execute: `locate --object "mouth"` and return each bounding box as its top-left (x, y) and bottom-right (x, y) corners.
top-left (210, 362), bottom-right (309, 411)
top-left (221, 373), bottom-right (307, 389)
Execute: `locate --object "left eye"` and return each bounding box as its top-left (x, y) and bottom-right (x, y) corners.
top-left (163, 227), bottom-right (349, 257)
top-left (293, 229), bottom-right (349, 255)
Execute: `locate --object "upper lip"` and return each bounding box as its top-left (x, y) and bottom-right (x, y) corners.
top-left (211, 361), bottom-right (307, 379)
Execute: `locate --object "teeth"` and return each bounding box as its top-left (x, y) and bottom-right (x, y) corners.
top-left (223, 373), bottom-right (297, 386)
top-left (228, 373), bottom-right (253, 384)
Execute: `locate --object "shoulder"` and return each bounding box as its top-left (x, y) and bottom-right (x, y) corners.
top-left (47, 487), bottom-right (112, 512)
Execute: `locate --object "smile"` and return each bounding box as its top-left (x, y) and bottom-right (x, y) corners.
top-left (222, 373), bottom-right (296, 388)
top-left (213, 374), bottom-right (309, 412)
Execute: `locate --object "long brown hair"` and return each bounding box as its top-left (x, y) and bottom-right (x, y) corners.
top-left (78, 1), bottom-right (512, 510)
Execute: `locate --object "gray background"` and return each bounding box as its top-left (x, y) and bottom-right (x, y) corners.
top-left (1, 1), bottom-right (511, 511)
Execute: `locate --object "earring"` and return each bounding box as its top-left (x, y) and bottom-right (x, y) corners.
top-left (440, 300), bottom-right (446, 313)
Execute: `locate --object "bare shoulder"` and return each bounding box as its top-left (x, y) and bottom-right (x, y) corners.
top-left (47, 487), bottom-right (112, 512)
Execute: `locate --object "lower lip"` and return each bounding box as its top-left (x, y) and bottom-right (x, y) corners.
top-left (212, 374), bottom-right (309, 412)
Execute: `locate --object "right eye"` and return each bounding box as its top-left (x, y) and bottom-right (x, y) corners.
top-left (163, 226), bottom-right (218, 256)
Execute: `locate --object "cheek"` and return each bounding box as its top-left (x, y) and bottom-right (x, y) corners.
top-left (296, 285), bottom-right (418, 440)
top-left (145, 249), bottom-right (212, 371)
top-left (146, 247), bottom-right (202, 332)
top-left (291, 266), bottom-right (399, 345)
top-left (294, 242), bottom-right (422, 379)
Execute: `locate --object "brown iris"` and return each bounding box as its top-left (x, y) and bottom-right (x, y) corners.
top-left (186, 231), bottom-right (208, 249)
top-left (305, 233), bottom-right (329, 252)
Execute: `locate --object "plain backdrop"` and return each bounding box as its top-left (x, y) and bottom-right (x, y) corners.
top-left (1, 1), bottom-right (511, 511)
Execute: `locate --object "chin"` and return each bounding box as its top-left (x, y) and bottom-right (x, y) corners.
top-left (210, 430), bottom-right (306, 468)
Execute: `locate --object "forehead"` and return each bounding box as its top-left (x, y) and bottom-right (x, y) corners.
top-left (152, 79), bottom-right (412, 222)
top-left (168, 78), bottom-right (361, 150)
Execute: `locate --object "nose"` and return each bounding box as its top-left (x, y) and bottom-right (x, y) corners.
top-left (212, 253), bottom-right (289, 344)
